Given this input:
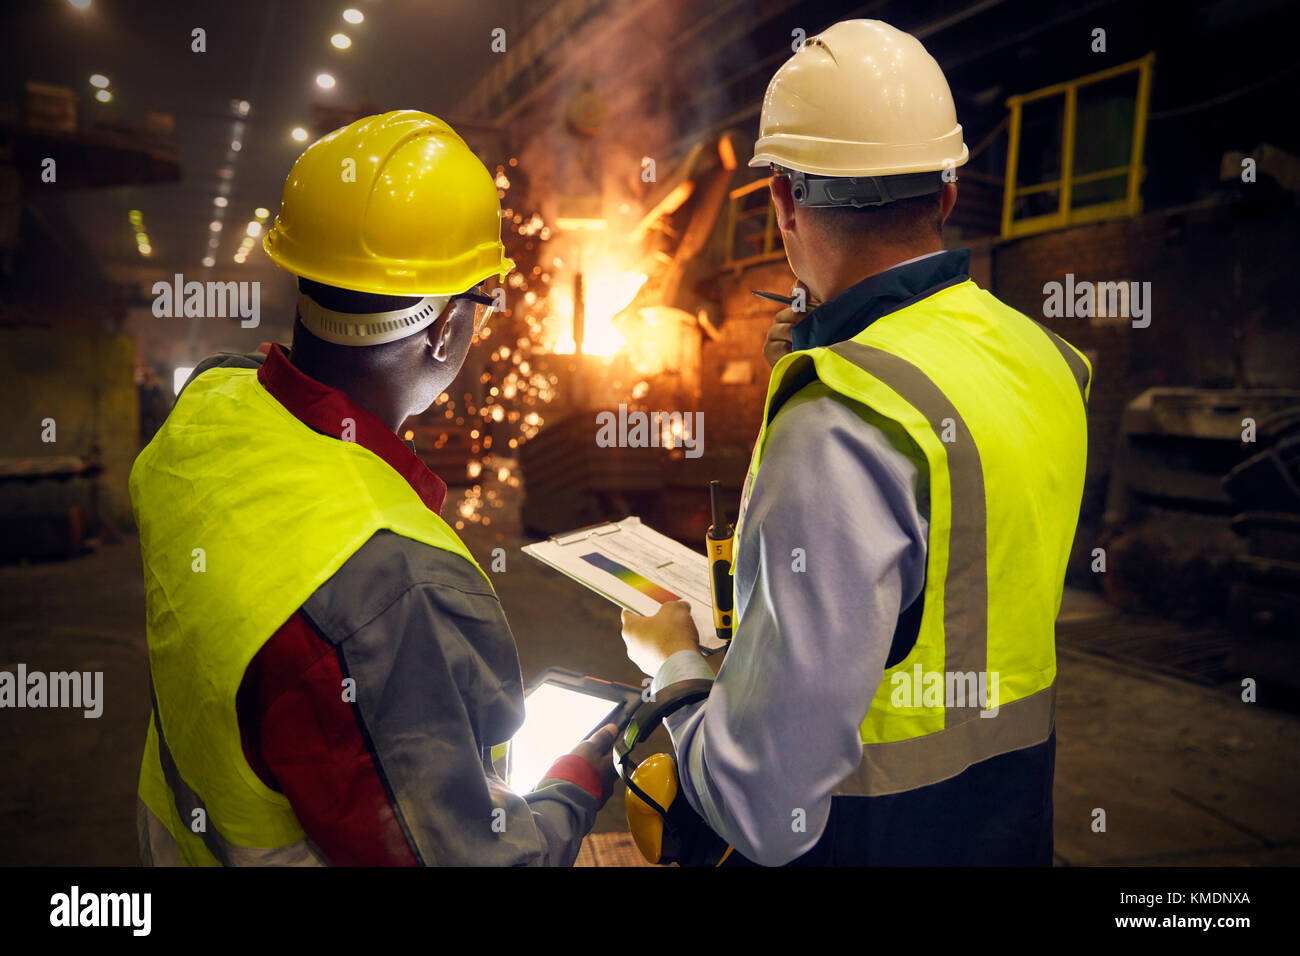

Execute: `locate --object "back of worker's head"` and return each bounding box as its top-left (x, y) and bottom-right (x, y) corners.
top-left (751, 20), bottom-right (967, 292)
top-left (261, 110), bottom-right (513, 415)
top-left (801, 192), bottom-right (946, 247)
top-left (287, 275), bottom-right (484, 418)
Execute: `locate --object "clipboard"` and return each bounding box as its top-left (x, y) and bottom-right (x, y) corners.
top-left (522, 516), bottom-right (727, 651)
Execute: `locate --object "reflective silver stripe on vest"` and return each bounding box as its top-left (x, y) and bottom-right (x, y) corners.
top-left (834, 682), bottom-right (1056, 797)
top-left (148, 675), bottom-right (324, 866)
top-left (829, 341), bottom-right (988, 731)
top-left (1035, 323), bottom-right (1091, 405)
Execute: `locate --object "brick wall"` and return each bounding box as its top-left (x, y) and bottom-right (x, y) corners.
top-left (696, 201), bottom-right (1300, 582)
top-left (993, 202), bottom-right (1300, 566)
top-left (707, 200), bottom-right (1300, 472)
top-left (703, 258), bottom-right (796, 453)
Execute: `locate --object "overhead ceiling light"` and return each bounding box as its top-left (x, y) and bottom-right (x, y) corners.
top-left (331, 33), bottom-right (351, 50)
top-left (89, 74), bottom-right (109, 89)
top-left (95, 89), bottom-right (112, 103)
top-left (231, 140), bottom-right (242, 152)
top-left (343, 9), bottom-right (363, 24)
top-left (214, 196), bottom-right (228, 208)
top-left (254, 207), bottom-right (270, 220)
top-left (138, 244), bottom-right (152, 256)
top-left (209, 221), bottom-right (223, 232)
top-left (246, 221), bottom-right (262, 238)
top-left (235, 99), bottom-right (250, 116)
top-left (315, 73), bottom-right (335, 90)
top-left (68, 0), bottom-right (91, 9)
top-left (291, 127), bottom-right (309, 142)
top-left (202, 256), bottom-right (215, 268)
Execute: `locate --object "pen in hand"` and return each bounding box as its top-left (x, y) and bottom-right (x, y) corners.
top-left (757, 283), bottom-right (817, 368)
top-left (750, 289), bottom-right (820, 307)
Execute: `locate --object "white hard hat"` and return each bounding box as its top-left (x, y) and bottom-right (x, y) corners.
top-left (750, 19), bottom-right (968, 180)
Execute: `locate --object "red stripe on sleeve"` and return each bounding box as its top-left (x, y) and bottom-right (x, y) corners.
top-left (236, 613), bottom-right (419, 866)
top-left (539, 753), bottom-right (606, 802)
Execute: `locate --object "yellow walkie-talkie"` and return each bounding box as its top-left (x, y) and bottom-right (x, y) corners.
top-left (706, 480), bottom-right (735, 643)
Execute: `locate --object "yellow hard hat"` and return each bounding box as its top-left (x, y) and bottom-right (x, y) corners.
top-left (263, 110), bottom-right (515, 297)
top-left (750, 19), bottom-right (968, 178)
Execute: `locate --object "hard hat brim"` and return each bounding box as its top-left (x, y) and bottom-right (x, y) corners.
top-left (750, 137), bottom-right (969, 179)
top-left (263, 228), bottom-right (514, 297)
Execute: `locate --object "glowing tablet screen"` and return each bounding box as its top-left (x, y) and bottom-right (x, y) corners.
top-left (508, 682), bottom-right (620, 794)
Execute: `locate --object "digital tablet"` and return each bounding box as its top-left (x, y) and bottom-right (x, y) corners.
top-left (506, 668), bottom-right (643, 794)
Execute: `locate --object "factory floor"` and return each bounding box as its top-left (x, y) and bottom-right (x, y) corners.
top-left (2, 481), bottom-right (1297, 865)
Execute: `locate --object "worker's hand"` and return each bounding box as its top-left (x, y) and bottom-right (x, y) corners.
top-left (621, 600), bottom-right (702, 677)
top-left (763, 281), bottom-right (814, 368)
top-left (568, 723), bottom-right (620, 806)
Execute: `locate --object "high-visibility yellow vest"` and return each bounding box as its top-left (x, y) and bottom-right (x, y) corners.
top-left (131, 367), bottom-right (487, 865)
top-left (736, 278), bottom-right (1090, 797)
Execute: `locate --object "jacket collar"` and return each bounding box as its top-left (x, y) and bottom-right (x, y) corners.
top-left (792, 248), bottom-right (971, 351)
top-left (256, 343), bottom-right (448, 515)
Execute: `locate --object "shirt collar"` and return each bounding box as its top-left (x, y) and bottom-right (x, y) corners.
top-left (256, 343), bottom-right (448, 515)
top-left (792, 248), bottom-right (972, 351)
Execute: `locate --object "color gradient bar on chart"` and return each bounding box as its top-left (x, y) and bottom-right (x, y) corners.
top-left (580, 552), bottom-right (679, 603)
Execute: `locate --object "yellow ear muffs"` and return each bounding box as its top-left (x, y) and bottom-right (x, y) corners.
top-left (625, 752), bottom-right (679, 863)
top-left (614, 679), bottom-right (733, 866)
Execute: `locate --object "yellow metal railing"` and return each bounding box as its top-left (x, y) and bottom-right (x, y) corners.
top-left (1002, 53), bottom-right (1155, 238)
top-left (723, 176), bottom-right (785, 270)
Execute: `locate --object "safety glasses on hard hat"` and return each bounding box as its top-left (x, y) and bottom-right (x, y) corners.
top-left (450, 283), bottom-right (497, 334)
